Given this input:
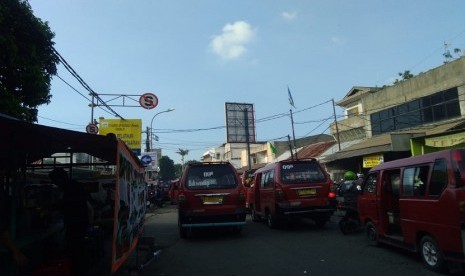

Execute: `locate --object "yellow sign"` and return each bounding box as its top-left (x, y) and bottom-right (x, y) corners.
top-left (425, 132), bottom-right (465, 148)
top-left (363, 154), bottom-right (384, 168)
top-left (99, 119), bottom-right (142, 151)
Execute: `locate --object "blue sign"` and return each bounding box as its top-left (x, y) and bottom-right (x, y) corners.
top-left (140, 155), bottom-right (152, 165)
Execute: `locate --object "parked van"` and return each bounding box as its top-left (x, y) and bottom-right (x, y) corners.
top-left (177, 162), bottom-right (247, 238)
top-left (358, 149), bottom-right (465, 272)
top-left (250, 159), bottom-right (336, 228)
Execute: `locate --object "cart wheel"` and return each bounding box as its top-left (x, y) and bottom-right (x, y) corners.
top-left (420, 235), bottom-right (446, 272)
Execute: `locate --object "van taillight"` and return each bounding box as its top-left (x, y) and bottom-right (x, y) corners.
top-left (328, 191), bottom-right (336, 199)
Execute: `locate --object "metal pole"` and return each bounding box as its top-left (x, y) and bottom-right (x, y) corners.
top-left (287, 135), bottom-right (294, 160)
top-left (331, 99), bottom-right (341, 151)
top-left (244, 108), bottom-right (252, 170)
top-left (150, 108), bottom-right (175, 152)
top-left (145, 126), bottom-right (150, 152)
top-left (290, 109), bottom-right (297, 159)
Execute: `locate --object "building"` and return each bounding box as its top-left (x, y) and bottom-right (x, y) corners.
top-left (323, 56), bottom-right (465, 180)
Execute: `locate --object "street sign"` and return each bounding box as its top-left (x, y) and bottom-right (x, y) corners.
top-left (140, 155), bottom-right (153, 165)
top-left (139, 93), bottom-right (158, 109)
top-left (86, 123), bottom-right (99, 134)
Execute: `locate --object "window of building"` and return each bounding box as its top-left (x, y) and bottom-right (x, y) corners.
top-left (347, 106), bottom-right (360, 118)
top-left (370, 88), bottom-right (460, 135)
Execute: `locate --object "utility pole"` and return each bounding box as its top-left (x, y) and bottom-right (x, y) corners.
top-left (244, 108), bottom-right (252, 170)
top-left (287, 135), bottom-right (294, 160)
top-left (145, 126), bottom-right (150, 152)
top-left (290, 109), bottom-right (297, 159)
top-left (332, 98), bottom-right (341, 151)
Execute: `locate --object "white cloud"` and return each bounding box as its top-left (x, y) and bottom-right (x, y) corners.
top-left (282, 11), bottom-right (297, 21)
top-left (210, 21), bottom-right (255, 60)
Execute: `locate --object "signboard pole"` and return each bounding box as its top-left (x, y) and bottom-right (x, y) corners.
top-left (245, 108), bottom-right (252, 170)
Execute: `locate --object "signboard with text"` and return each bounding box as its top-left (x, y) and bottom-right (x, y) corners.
top-left (363, 154), bottom-right (384, 168)
top-left (99, 119), bottom-right (142, 155)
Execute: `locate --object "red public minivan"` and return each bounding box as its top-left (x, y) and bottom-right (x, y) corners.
top-left (250, 159), bottom-right (336, 228)
top-left (358, 149), bottom-right (465, 272)
top-left (177, 162), bottom-right (247, 238)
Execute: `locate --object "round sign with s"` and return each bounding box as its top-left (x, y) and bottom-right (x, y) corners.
top-left (139, 93), bottom-right (159, 109)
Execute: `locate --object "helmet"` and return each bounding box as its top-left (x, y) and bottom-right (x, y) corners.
top-left (343, 171), bottom-right (356, 181)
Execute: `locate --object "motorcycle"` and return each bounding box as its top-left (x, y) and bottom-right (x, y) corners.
top-left (336, 181), bottom-right (362, 234)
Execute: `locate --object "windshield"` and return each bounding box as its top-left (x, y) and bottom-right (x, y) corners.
top-left (280, 162), bottom-right (326, 184)
top-left (186, 164), bottom-right (238, 189)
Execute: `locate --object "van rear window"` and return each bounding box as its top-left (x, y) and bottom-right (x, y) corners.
top-left (280, 162), bottom-right (326, 184)
top-left (186, 165), bottom-right (237, 189)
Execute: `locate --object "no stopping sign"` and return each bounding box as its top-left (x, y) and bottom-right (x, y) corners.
top-left (139, 93), bottom-right (158, 109)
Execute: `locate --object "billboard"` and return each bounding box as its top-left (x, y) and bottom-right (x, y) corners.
top-left (225, 103), bottom-right (256, 143)
top-left (99, 119), bottom-right (142, 155)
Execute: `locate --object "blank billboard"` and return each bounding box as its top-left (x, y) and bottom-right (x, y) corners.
top-left (225, 102), bottom-right (256, 143)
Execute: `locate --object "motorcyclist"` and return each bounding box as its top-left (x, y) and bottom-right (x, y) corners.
top-left (337, 171), bottom-right (358, 196)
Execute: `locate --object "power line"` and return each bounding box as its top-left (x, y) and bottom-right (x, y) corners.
top-left (52, 46), bottom-right (124, 120)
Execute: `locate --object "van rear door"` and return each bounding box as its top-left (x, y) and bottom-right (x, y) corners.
top-left (279, 161), bottom-right (330, 206)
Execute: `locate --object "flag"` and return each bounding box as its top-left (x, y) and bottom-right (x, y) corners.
top-left (288, 86), bottom-right (296, 109)
top-left (269, 142), bottom-right (277, 154)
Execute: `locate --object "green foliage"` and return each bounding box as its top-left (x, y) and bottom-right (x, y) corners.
top-left (393, 70), bottom-right (414, 85)
top-left (0, 0), bottom-right (59, 122)
top-left (158, 155), bottom-right (176, 181)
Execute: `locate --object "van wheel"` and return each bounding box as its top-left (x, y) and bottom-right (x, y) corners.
top-left (251, 206), bottom-right (260, 222)
top-left (266, 213), bottom-right (277, 229)
top-left (420, 235), bottom-right (446, 272)
top-left (365, 221), bottom-right (379, 246)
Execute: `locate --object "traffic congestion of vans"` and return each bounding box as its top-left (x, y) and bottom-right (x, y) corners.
top-left (162, 149), bottom-right (465, 274)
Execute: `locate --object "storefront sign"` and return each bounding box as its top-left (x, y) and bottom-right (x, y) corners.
top-left (363, 154), bottom-right (384, 168)
top-left (425, 132), bottom-right (465, 147)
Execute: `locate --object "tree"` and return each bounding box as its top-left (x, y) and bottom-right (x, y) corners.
top-left (176, 149), bottom-right (189, 165)
top-left (0, 0), bottom-right (59, 122)
top-left (393, 70), bottom-right (414, 85)
top-left (158, 156), bottom-right (176, 181)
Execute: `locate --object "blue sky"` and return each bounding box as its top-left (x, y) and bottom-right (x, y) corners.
top-left (29, 0), bottom-right (465, 164)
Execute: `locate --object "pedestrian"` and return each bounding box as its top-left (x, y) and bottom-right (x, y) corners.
top-left (49, 168), bottom-right (93, 275)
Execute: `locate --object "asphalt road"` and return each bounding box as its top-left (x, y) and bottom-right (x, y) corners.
top-left (118, 204), bottom-right (455, 276)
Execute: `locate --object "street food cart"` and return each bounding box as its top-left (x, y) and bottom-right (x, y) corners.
top-left (0, 114), bottom-right (146, 275)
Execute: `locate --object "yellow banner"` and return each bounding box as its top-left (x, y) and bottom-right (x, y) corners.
top-left (99, 119), bottom-right (142, 150)
top-left (363, 154), bottom-right (384, 168)
top-left (425, 132), bottom-right (465, 148)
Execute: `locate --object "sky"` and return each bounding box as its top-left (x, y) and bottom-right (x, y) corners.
top-left (28, 0), bottom-right (465, 164)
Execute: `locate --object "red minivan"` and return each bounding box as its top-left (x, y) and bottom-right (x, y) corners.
top-left (251, 159), bottom-right (336, 228)
top-left (358, 149), bottom-right (465, 272)
top-left (177, 162), bottom-right (247, 238)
